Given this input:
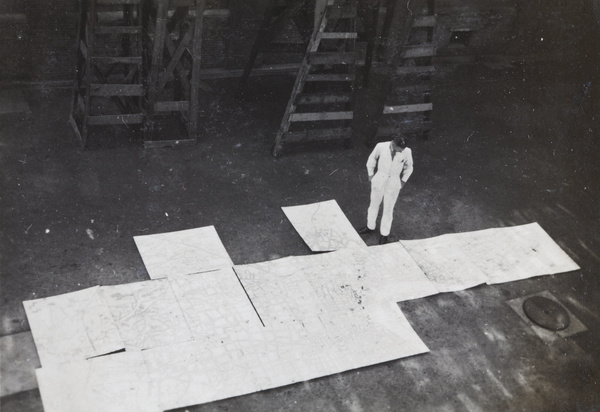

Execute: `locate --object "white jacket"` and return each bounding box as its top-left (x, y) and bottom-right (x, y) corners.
top-left (366, 142), bottom-right (414, 185)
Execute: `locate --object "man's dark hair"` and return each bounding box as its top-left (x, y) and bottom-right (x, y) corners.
top-left (393, 135), bottom-right (407, 148)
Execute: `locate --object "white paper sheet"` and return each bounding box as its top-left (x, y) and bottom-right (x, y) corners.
top-left (35, 351), bottom-right (157, 412)
top-left (27, 221), bottom-right (579, 412)
top-left (98, 279), bottom-right (193, 351)
top-left (168, 267), bottom-right (263, 341)
top-left (134, 226), bottom-right (233, 279)
top-left (235, 253), bottom-right (430, 374)
top-left (282, 199), bottom-right (366, 251)
top-left (402, 223), bottom-right (580, 288)
top-left (23, 286), bottom-right (123, 367)
top-left (358, 243), bottom-right (439, 302)
top-left (401, 235), bottom-right (488, 292)
top-left (460, 223), bottom-right (580, 284)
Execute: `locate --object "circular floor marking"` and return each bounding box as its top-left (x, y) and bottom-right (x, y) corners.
top-left (522, 296), bottom-right (570, 331)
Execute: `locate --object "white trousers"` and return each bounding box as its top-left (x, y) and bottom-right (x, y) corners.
top-left (367, 175), bottom-right (402, 236)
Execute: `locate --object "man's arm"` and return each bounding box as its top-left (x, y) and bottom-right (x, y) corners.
top-left (401, 149), bottom-right (414, 185)
top-left (366, 144), bottom-right (380, 181)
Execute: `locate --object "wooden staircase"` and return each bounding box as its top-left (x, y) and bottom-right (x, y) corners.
top-left (69, 0), bottom-right (145, 148)
top-left (370, 1), bottom-right (436, 146)
top-left (271, 0), bottom-right (358, 157)
top-left (144, 0), bottom-right (230, 148)
top-left (239, 0), bottom-right (312, 88)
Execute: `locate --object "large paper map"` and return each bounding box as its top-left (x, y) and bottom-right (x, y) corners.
top-left (282, 199), bottom-right (366, 251)
top-left (133, 225), bottom-right (233, 279)
top-left (26, 214), bottom-right (579, 412)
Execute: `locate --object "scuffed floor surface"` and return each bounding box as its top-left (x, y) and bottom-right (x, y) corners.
top-left (1, 58), bottom-right (600, 411)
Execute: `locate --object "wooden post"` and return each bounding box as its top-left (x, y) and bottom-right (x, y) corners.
top-left (188, 0), bottom-right (206, 139)
top-left (145, 0), bottom-right (169, 141)
top-left (314, 0), bottom-right (327, 35)
top-left (362, 1), bottom-right (381, 87)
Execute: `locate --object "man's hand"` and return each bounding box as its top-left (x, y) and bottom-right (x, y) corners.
top-left (368, 174), bottom-right (373, 182)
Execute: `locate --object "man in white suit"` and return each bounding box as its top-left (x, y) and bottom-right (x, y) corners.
top-left (358, 135), bottom-right (414, 244)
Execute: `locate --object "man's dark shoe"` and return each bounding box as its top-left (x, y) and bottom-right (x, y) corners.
top-left (379, 235), bottom-right (388, 245)
top-left (357, 226), bottom-right (374, 235)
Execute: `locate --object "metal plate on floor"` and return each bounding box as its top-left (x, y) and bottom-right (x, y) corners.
top-left (506, 290), bottom-right (587, 341)
top-left (522, 295), bottom-right (570, 331)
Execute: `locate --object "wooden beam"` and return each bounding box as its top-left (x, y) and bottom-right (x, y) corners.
top-left (89, 84), bottom-right (144, 96)
top-left (188, 0), bottom-right (206, 139)
top-left (296, 92), bottom-right (351, 104)
top-left (305, 73), bottom-right (354, 82)
top-left (273, 9), bottom-right (330, 157)
top-left (290, 111), bottom-right (353, 121)
top-left (95, 25), bottom-right (142, 34)
top-left (383, 103), bottom-right (433, 114)
top-left (308, 52), bottom-right (356, 65)
top-left (402, 45), bottom-right (436, 59)
top-left (91, 56), bottom-right (142, 64)
top-left (158, 27), bottom-right (193, 91)
top-left (202, 9), bottom-right (230, 18)
top-left (389, 84), bottom-right (432, 94)
top-left (396, 65), bottom-right (435, 75)
top-left (413, 15), bottom-right (436, 27)
top-left (79, 40), bottom-right (88, 59)
top-left (154, 101), bottom-right (190, 112)
top-left (0, 13), bottom-right (27, 23)
top-left (96, 0), bottom-right (141, 4)
top-left (283, 127), bottom-right (352, 143)
top-left (87, 114), bottom-right (144, 125)
top-left (319, 32), bottom-right (357, 39)
top-left (202, 64), bottom-right (301, 79)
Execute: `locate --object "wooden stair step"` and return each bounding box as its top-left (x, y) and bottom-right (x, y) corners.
top-left (296, 92), bottom-right (351, 105)
top-left (95, 26), bottom-right (142, 34)
top-left (90, 84), bottom-right (144, 96)
top-left (96, 0), bottom-right (141, 4)
top-left (383, 103), bottom-right (433, 114)
top-left (413, 15), bottom-right (436, 28)
top-left (97, 11), bottom-right (128, 22)
top-left (396, 65), bottom-right (435, 75)
top-left (87, 113), bottom-right (143, 125)
top-left (305, 73), bottom-right (355, 82)
top-left (198, 63), bottom-right (300, 79)
top-left (402, 45), bottom-right (436, 59)
top-left (154, 101), bottom-right (189, 112)
top-left (168, 0), bottom-right (202, 7)
top-left (91, 56), bottom-right (142, 65)
top-left (319, 32), bottom-right (358, 39)
top-left (187, 8), bottom-right (230, 19)
top-left (308, 52), bottom-right (356, 65)
top-left (290, 111), bottom-right (353, 122)
top-left (283, 127), bottom-right (352, 143)
top-left (201, 9), bottom-right (231, 18)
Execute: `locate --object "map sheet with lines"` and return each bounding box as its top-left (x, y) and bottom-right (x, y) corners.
top-left (282, 199), bottom-right (366, 251)
top-left (133, 225), bottom-right (233, 279)
top-left (26, 216), bottom-right (579, 412)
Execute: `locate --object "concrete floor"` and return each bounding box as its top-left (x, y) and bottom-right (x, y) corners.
top-left (1, 52), bottom-right (600, 411)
